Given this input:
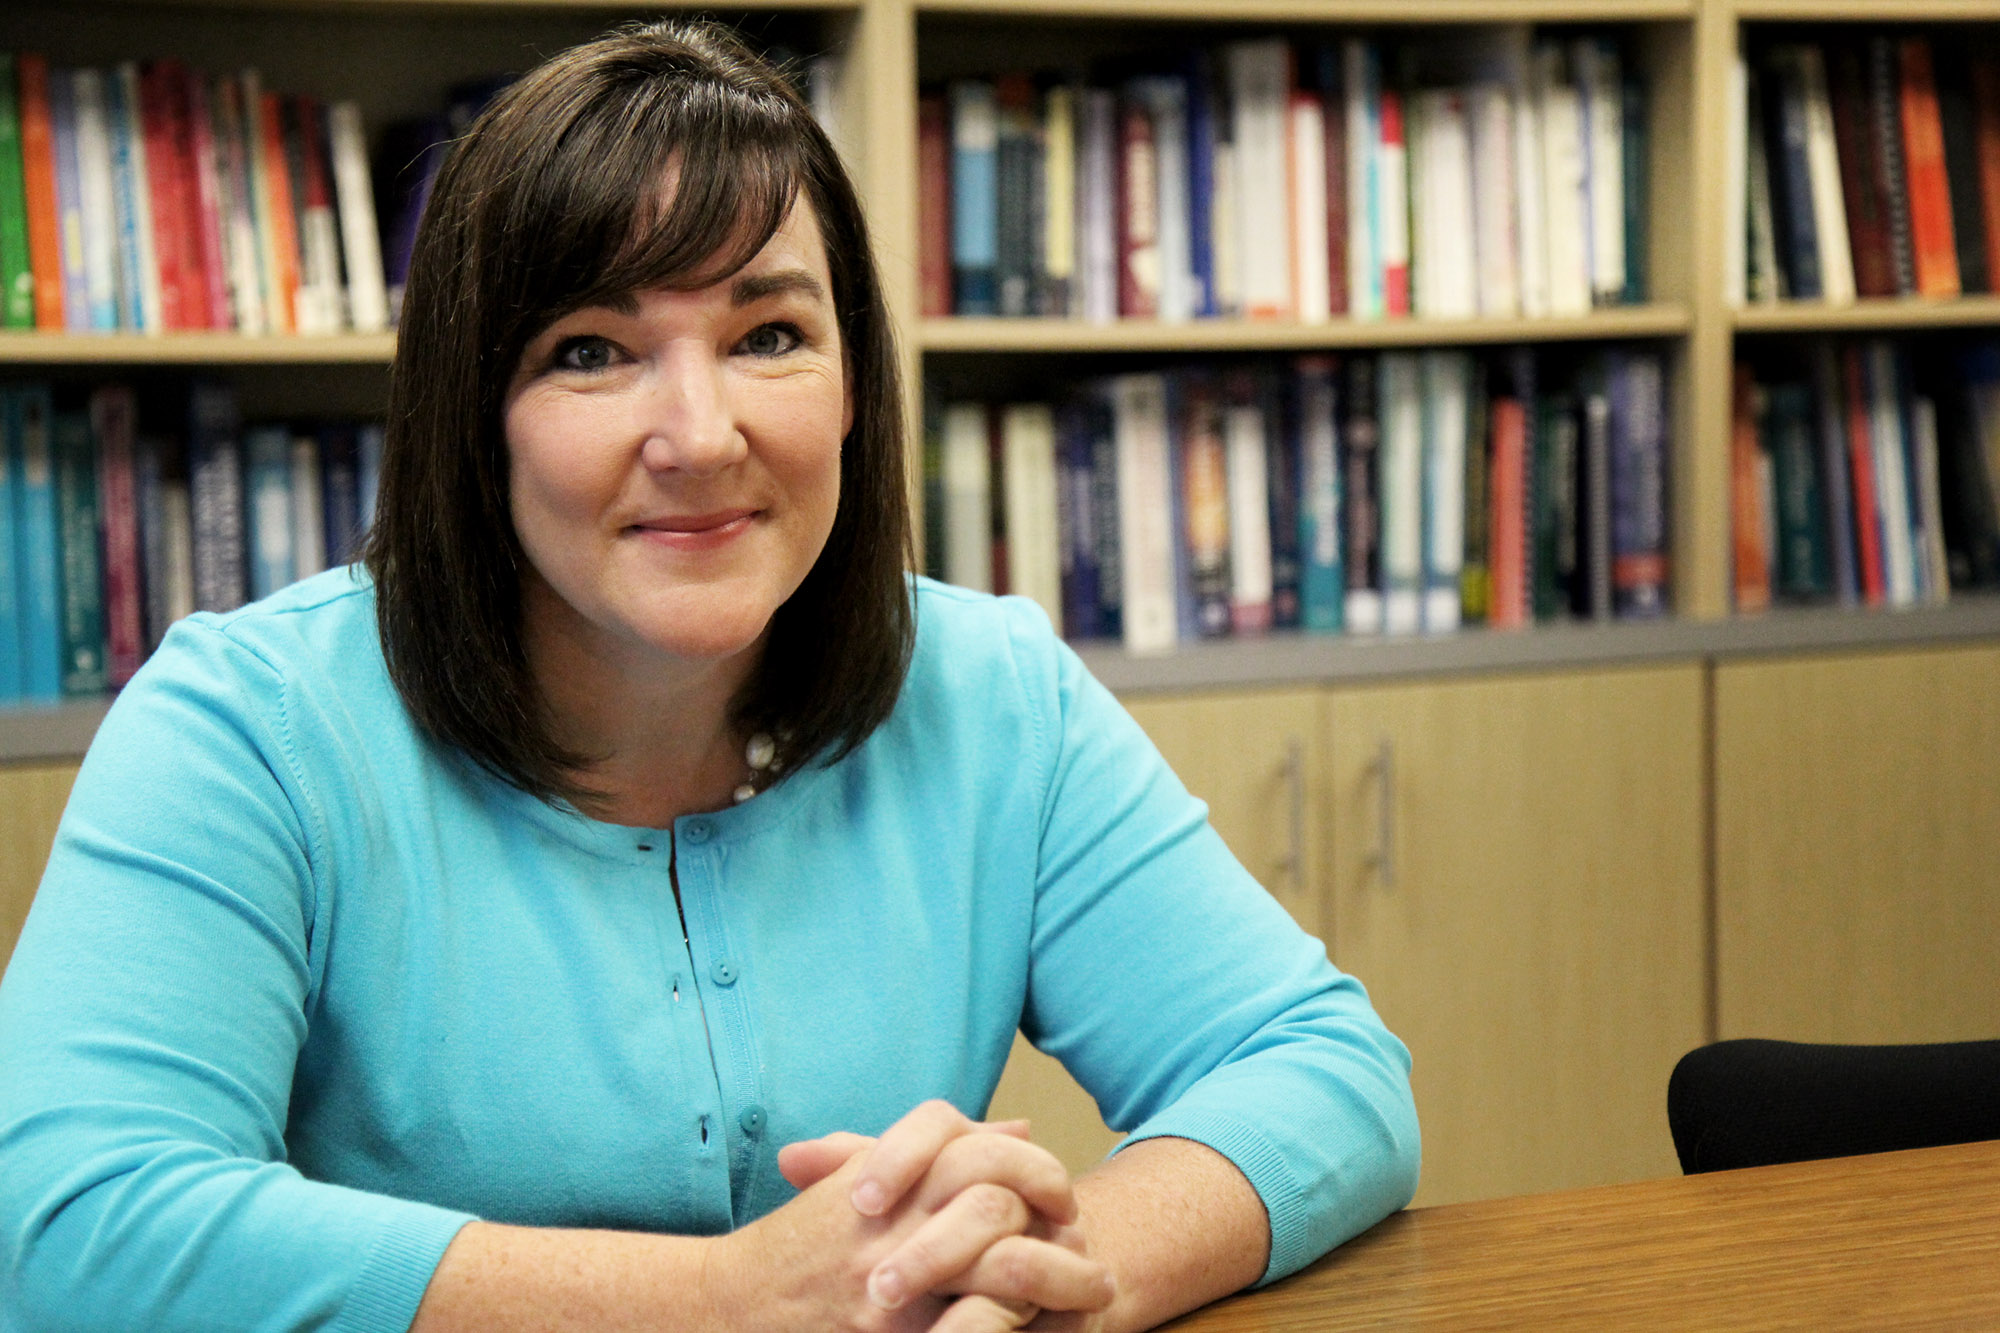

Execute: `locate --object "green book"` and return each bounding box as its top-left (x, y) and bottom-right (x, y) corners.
top-left (53, 408), bottom-right (107, 695)
top-left (0, 54), bottom-right (32, 328)
top-left (1763, 381), bottom-right (1830, 599)
top-left (1621, 75), bottom-right (1649, 305)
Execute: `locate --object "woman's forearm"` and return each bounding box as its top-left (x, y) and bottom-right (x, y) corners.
top-left (1072, 1136), bottom-right (1271, 1333)
top-left (409, 1221), bottom-right (726, 1333)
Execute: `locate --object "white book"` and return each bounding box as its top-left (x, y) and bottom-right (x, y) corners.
top-left (115, 64), bottom-right (163, 332)
top-left (1223, 394), bottom-right (1274, 631)
top-left (1573, 38), bottom-right (1625, 305)
top-left (942, 403), bottom-right (991, 593)
top-left (329, 103), bottom-right (389, 333)
top-left (1424, 89), bottom-right (1477, 319)
top-left (1345, 39), bottom-right (1382, 320)
top-left (1113, 374), bottom-right (1178, 654)
top-left (1797, 45), bottom-right (1857, 306)
top-left (1513, 74), bottom-right (1550, 317)
top-left (1043, 86), bottom-right (1077, 318)
top-left (1910, 396), bottom-right (1950, 604)
top-left (1864, 343), bottom-right (1916, 607)
top-left (1211, 138), bottom-right (1241, 318)
top-left (1078, 89), bottom-right (1119, 324)
top-left (71, 70), bottom-right (122, 331)
top-left (1724, 53), bottom-right (1749, 309)
top-left (1421, 350), bottom-right (1470, 634)
top-left (1469, 82), bottom-right (1521, 318)
top-left (1289, 93), bottom-right (1331, 323)
top-left (1377, 92), bottom-right (1410, 314)
top-left (162, 478), bottom-right (196, 627)
top-left (1227, 39), bottom-right (1292, 319)
top-left (1002, 403), bottom-right (1063, 627)
top-left (1379, 352), bottom-right (1424, 635)
top-left (290, 433), bottom-right (326, 579)
top-left (1534, 43), bottom-right (1591, 316)
top-left (1133, 77), bottom-right (1193, 322)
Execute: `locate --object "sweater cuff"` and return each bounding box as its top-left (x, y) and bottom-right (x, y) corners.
top-left (329, 1203), bottom-right (478, 1333)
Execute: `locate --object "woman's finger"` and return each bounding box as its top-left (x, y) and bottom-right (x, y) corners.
top-left (866, 1181), bottom-right (1031, 1309)
top-left (934, 1235), bottom-right (1117, 1314)
top-left (850, 1100), bottom-right (983, 1216)
top-left (928, 1294), bottom-right (1040, 1333)
top-left (912, 1132), bottom-right (1078, 1226)
top-left (776, 1132), bottom-right (876, 1190)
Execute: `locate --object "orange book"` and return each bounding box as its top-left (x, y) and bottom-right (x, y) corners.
top-left (1486, 396), bottom-right (1528, 629)
top-left (1730, 367), bottom-right (1772, 613)
top-left (256, 88), bottom-right (300, 332)
top-left (16, 53), bottom-right (63, 329)
top-left (1898, 38), bottom-right (1961, 298)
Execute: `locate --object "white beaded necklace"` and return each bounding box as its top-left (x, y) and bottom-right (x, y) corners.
top-left (732, 731), bottom-right (778, 804)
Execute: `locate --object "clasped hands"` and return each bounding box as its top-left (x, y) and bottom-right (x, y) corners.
top-left (713, 1100), bottom-right (1118, 1332)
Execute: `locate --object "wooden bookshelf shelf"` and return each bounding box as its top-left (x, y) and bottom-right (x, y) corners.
top-left (113, 0), bottom-right (856, 11)
top-left (1731, 0), bottom-right (2000, 19)
top-left (920, 306), bottom-right (1693, 354)
top-left (916, 0), bottom-right (1696, 22)
top-left (0, 332), bottom-right (398, 365)
top-left (1731, 296), bottom-right (2000, 334)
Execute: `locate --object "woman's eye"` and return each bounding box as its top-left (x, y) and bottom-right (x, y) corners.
top-left (739, 323), bottom-right (803, 357)
top-left (553, 336), bottom-right (617, 372)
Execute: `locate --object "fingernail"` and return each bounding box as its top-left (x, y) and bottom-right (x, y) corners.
top-left (852, 1180), bottom-right (886, 1215)
top-left (867, 1266), bottom-right (906, 1310)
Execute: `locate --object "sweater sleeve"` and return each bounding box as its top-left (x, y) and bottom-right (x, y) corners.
top-left (1002, 601), bottom-right (1420, 1284)
top-left (0, 620), bottom-right (474, 1333)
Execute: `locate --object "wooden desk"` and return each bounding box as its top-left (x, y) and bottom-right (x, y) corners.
top-left (1167, 1140), bottom-right (2000, 1330)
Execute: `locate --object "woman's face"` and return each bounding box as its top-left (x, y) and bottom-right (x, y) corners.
top-left (503, 199), bottom-right (850, 677)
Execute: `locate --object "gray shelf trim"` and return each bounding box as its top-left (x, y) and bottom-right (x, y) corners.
top-left (8, 600), bottom-right (2000, 760)
top-left (1080, 597), bottom-right (2000, 694)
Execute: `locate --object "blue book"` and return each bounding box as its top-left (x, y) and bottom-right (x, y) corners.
top-left (52, 408), bottom-right (106, 696)
top-left (1055, 396), bottom-right (1102, 639)
top-left (1082, 384), bottom-right (1121, 640)
top-left (1810, 342), bottom-right (1860, 606)
top-left (319, 422), bottom-right (363, 565)
top-left (104, 64), bottom-right (149, 331)
top-left (0, 391), bottom-right (19, 701)
top-left (188, 381), bottom-right (246, 614)
top-left (1766, 48), bottom-right (1822, 300)
top-left (47, 71), bottom-right (91, 331)
top-left (357, 422), bottom-right (383, 535)
top-left (949, 80), bottom-right (998, 315)
top-left (1610, 351), bottom-right (1671, 618)
top-left (244, 424), bottom-right (296, 600)
top-left (1294, 356), bottom-right (1344, 632)
top-left (10, 387), bottom-right (60, 701)
top-left (1184, 53), bottom-right (1219, 318)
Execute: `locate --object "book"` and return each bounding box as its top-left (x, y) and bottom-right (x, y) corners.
top-left (1055, 392), bottom-right (1116, 639)
top-left (1112, 372), bottom-right (1177, 654)
top-left (1972, 58), bottom-right (2000, 303)
top-left (1488, 393), bottom-right (1530, 629)
top-left (941, 402), bottom-right (991, 591)
top-left (71, 69), bottom-right (121, 331)
top-left (1469, 81), bottom-right (1521, 318)
top-left (252, 82), bottom-right (303, 331)
top-left (1421, 350), bottom-right (1471, 634)
top-left (949, 81), bottom-right (998, 316)
top-left (1116, 90), bottom-right (1159, 320)
top-left (182, 63), bottom-right (231, 329)
top-left (1809, 341), bottom-right (1861, 606)
top-left (291, 96), bottom-right (345, 333)
top-left (327, 101), bottom-right (387, 333)
top-left (1378, 351), bottom-right (1423, 634)
top-left (1534, 42), bottom-right (1590, 315)
top-left (1077, 89), bottom-right (1118, 323)
top-left (1185, 54), bottom-right (1221, 319)
top-left (1933, 48), bottom-right (1989, 296)
top-left (1621, 73), bottom-right (1649, 304)
top-left (0, 55), bottom-right (35, 328)
top-left (0, 391), bottom-right (16, 699)
top-left (1177, 374), bottom-right (1232, 638)
top-left (1862, 340), bottom-right (1918, 606)
top-left (106, 64), bottom-right (161, 330)
top-left (1575, 37), bottom-right (1627, 307)
top-left (1288, 87), bottom-right (1332, 323)
top-left (1534, 390), bottom-right (1580, 621)
top-left (1577, 362), bottom-right (1613, 620)
top-left (1228, 39), bottom-right (1294, 320)
top-left (52, 408), bottom-right (107, 695)
top-left (1610, 351), bottom-right (1669, 618)
top-left (90, 386), bottom-right (145, 687)
top-left (994, 74), bottom-right (1039, 319)
top-left (1908, 394), bottom-right (1952, 602)
top-left (1002, 402), bottom-right (1062, 628)
top-left (1765, 45), bottom-right (1823, 301)
top-left (1841, 342), bottom-right (1888, 606)
top-left (9, 387), bottom-right (60, 701)
top-left (1344, 39), bottom-right (1383, 320)
top-left (1764, 380), bottom-right (1830, 600)
top-left (1223, 371), bottom-right (1275, 634)
top-left (1342, 354), bottom-right (1383, 632)
top-left (1293, 356), bottom-right (1343, 632)
top-left (17, 54), bottom-right (64, 329)
top-left (136, 62), bottom-right (190, 330)
top-left (1514, 49), bottom-right (1550, 317)
top-left (1743, 61), bottom-right (1785, 303)
top-left (1042, 84), bottom-right (1077, 318)
top-left (1826, 41), bottom-right (1897, 300)
top-left (213, 75), bottom-right (266, 333)
top-left (189, 381), bottom-right (246, 613)
top-left (917, 92), bottom-right (950, 318)
top-left (1934, 350), bottom-right (2000, 589)
top-left (1377, 87), bottom-right (1410, 316)
top-left (1730, 368), bottom-right (1772, 613)
top-left (1797, 45), bottom-right (1858, 305)
top-left (245, 423), bottom-right (296, 600)
top-left (1135, 74), bottom-right (1194, 323)
top-left (1868, 35), bottom-right (1918, 295)
top-left (290, 430), bottom-right (327, 580)
top-left (319, 421), bottom-right (364, 565)
top-left (1314, 48), bottom-right (1349, 318)
top-left (1898, 38), bottom-right (1961, 298)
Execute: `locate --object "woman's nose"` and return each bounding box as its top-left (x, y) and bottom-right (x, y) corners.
top-left (636, 344), bottom-right (745, 475)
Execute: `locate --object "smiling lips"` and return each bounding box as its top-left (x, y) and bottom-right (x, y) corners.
top-left (630, 509), bottom-right (760, 551)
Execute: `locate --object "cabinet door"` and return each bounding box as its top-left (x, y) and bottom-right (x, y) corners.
top-left (1715, 645), bottom-right (2000, 1045)
top-left (1328, 667), bottom-right (1705, 1206)
top-left (1, 763), bottom-right (80, 976)
top-left (990, 688), bottom-right (1325, 1177)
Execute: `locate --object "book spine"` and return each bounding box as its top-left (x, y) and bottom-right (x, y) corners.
top-left (1344, 39), bottom-right (1382, 320)
top-left (1767, 380), bottom-right (1830, 599)
top-left (1798, 45), bottom-right (1857, 304)
top-left (212, 77), bottom-right (263, 332)
top-left (1621, 74), bottom-right (1648, 304)
top-left (53, 409), bottom-right (107, 695)
top-left (71, 70), bottom-right (121, 330)
top-left (134, 434), bottom-right (170, 651)
top-left (138, 62), bottom-right (188, 330)
top-left (1318, 52), bottom-right (1349, 318)
top-left (1576, 38), bottom-right (1626, 306)
top-left (1231, 39), bottom-right (1293, 320)
top-left (1042, 85), bottom-right (1076, 319)
top-left (1730, 369), bottom-right (1772, 612)
top-left (1378, 351), bottom-right (1423, 634)
top-left (169, 63), bottom-right (221, 329)
top-left (189, 381), bottom-right (246, 612)
top-left (1177, 375), bottom-right (1231, 638)
top-left (1971, 57), bottom-right (2000, 299)
top-left (1421, 350), bottom-right (1469, 634)
top-left (917, 92), bottom-right (951, 318)
top-left (1295, 356), bottom-right (1343, 632)
top-left (1342, 354), bottom-right (1383, 632)
top-left (10, 388), bottom-right (61, 700)
top-left (1471, 83), bottom-right (1521, 318)
top-left (950, 81), bottom-right (998, 317)
top-left (941, 402), bottom-right (990, 591)
top-left (1265, 370), bottom-right (1302, 630)
top-left (1867, 37), bottom-right (1918, 295)
top-left (1898, 38), bottom-right (1961, 298)
top-left (0, 392), bottom-right (16, 699)
top-left (1744, 62), bottom-right (1784, 303)
top-left (1085, 391), bottom-right (1122, 638)
top-left (1460, 358), bottom-right (1490, 625)
top-left (1909, 394), bottom-right (1951, 602)
top-left (317, 422), bottom-right (361, 566)
top-left (1841, 342), bottom-right (1887, 606)
top-left (1114, 373), bottom-right (1177, 654)
top-left (295, 96), bottom-right (345, 331)
top-left (0, 55), bottom-right (35, 328)
top-left (1289, 90), bottom-right (1331, 323)
top-left (1002, 402), bottom-right (1063, 627)
top-left (994, 74), bottom-right (1037, 319)
top-left (1535, 43), bottom-right (1590, 316)
top-left (108, 64), bottom-right (161, 331)
top-left (1116, 89), bottom-right (1159, 320)
top-left (1810, 342), bottom-right (1860, 605)
top-left (1488, 395), bottom-right (1529, 629)
top-left (1185, 57), bottom-right (1219, 319)
top-left (89, 386), bottom-right (146, 686)
top-left (1932, 49), bottom-right (1988, 295)
top-left (17, 55), bottom-right (64, 328)
top-left (1828, 42), bottom-right (1896, 300)
top-left (1607, 350), bottom-right (1668, 619)
top-left (1223, 373), bottom-right (1274, 634)
top-left (1579, 367), bottom-right (1614, 620)
top-left (1145, 76), bottom-right (1193, 324)
top-left (1768, 47), bottom-right (1824, 301)
top-left (255, 87), bottom-right (302, 331)
top-left (326, 102), bottom-right (387, 334)
top-left (1377, 87), bottom-right (1409, 317)
top-left (1863, 340), bottom-right (1918, 605)
top-left (244, 423), bottom-right (296, 600)
top-left (1535, 392), bottom-right (1580, 621)
top-left (1054, 398), bottom-right (1100, 638)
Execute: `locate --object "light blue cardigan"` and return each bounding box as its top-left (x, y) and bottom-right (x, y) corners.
top-left (0, 570), bottom-right (1418, 1331)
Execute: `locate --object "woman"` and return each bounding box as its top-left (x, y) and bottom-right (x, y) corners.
top-left (0, 21), bottom-right (1418, 1332)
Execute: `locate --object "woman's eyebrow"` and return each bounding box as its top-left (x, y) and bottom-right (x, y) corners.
top-left (731, 269), bottom-right (828, 306)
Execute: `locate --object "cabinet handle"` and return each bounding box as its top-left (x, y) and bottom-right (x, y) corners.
top-left (1365, 738), bottom-right (1395, 890)
top-left (1274, 736), bottom-right (1306, 894)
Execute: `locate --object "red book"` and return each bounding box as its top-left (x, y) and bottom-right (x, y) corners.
top-left (16, 53), bottom-right (63, 328)
top-left (1321, 84), bottom-right (1348, 316)
top-left (1841, 344), bottom-right (1887, 606)
top-left (1487, 395), bottom-right (1528, 629)
top-left (1117, 93), bottom-right (1158, 319)
top-left (1899, 38), bottom-right (1962, 298)
top-left (1731, 367), bottom-right (1772, 613)
top-left (1378, 88), bottom-right (1410, 316)
top-left (918, 92), bottom-right (951, 318)
top-left (257, 89), bottom-right (302, 332)
top-left (90, 387), bottom-right (146, 687)
top-left (1828, 42), bottom-right (1897, 299)
top-left (139, 62), bottom-right (191, 329)
top-left (182, 66), bottom-right (229, 328)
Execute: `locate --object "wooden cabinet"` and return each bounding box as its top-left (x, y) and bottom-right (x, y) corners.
top-left (0, 763), bottom-right (80, 976)
top-left (1715, 645), bottom-right (2000, 1046)
top-left (1327, 666), bottom-right (1707, 1205)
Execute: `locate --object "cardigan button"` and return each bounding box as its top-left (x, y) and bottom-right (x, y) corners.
top-left (739, 1104), bottom-right (765, 1137)
top-left (684, 820), bottom-right (713, 844)
top-left (711, 959), bottom-right (738, 987)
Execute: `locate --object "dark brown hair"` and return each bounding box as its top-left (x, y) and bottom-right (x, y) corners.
top-left (364, 18), bottom-right (913, 807)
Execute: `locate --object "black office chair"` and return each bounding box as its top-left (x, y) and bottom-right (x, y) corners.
top-left (1667, 1038), bottom-right (2000, 1174)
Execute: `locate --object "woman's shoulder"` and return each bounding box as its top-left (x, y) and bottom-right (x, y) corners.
top-left (907, 576), bottom-right (1068, 690)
